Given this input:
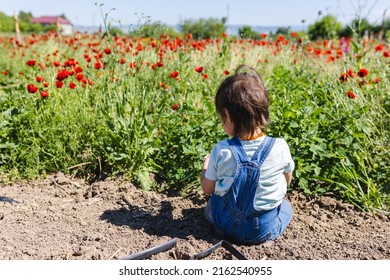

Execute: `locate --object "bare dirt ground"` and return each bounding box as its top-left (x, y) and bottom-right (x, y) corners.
top-left (0, 172), bottom-right (389, 260)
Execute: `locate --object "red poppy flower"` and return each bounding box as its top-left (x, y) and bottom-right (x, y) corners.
top-left (224, 70), bottom-right (230, 75)
top-left (74, 66), bottom-right (83, 73)
top-left (202, 73), bottom-right (208, 79)
top-left (195, 66), bottom-right (203, 73)
top-left (40, 91), bottom-right (49, 99)
top-left (346, 90), bottom-right (356, 99)
top-left (314, 49), bottom-right (321, 56)
top-left (372, 78), bottom-right (381, 84)
top-left (346, 69), bottom-right (354, 77)
top-left (26, 60), bottom-right (36, 67)
top-left (69, 82), bottom-right (77, 89)
top-left (374, 44), bottom-right (383, 51)
top-left (104, 48), bottom-right (112, 54)
top-left (56, 81), bottom-right (63, 88)
top-left (53, 61), bottom-right (61, 67)
top-left (27, 84), bottom-right (38, 93)
top-left (56, 70), bottom-right (71, 81)
top-left (384, 51), bottom-right (390, 58)
top-left (261, 33), bottom-right (267, 39)
top-left (43, 82), bottom-right (49, 87)
top-left (1, 70), bottom-right (8, 75)
top-left (171, 104), bottom-right (180, 110)
top-left (120, 58), bottom-right (126, 64)
top-left (170, 70), bottom-right (179, 79)
top-left (94, 62), bottom-right (102, 69)
top-left (64, 59), bottom-right (76, 68)
top-left (327, 56), bottom-right (335, 62)
top-left (339, 73), bottom-right (348, 82)
top-left (291, 32), bottom-right (298, 37)
top-left (357, 68), bottom-right (369, 78)
top-left (76, 73), bottom-right (84, 81)
top-left (36, 76), bottom-right (44, 83)
top-left (186, 33), bottom-right (192, 40)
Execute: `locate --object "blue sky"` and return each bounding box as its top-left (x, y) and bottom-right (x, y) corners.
top-left (0, 0), bottom-right (388, 27)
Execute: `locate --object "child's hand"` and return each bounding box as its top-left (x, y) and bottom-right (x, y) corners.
top-left (202, 154), bottom-right (210, 170)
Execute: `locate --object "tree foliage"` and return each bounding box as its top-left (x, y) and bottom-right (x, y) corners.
top-left (179, 17), bottom-right (226, 39)
top-left (308, 15), bottom-right (342, 40)
top-left (275, 27), bottom-right (290, 35)
top-left (238, 25), bottom-right (260, 39)
top-left (0, 12), bottom-right (14, 32)
top-left (18, 11), bottom-right (33, 23)
top-left (339, 18), bottom-right (390, 38)
top-left (339, 18), bottom-right (372, 38)
top-left (130, 21), bottom-right (179, 38)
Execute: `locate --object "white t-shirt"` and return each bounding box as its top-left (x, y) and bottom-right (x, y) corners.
top-left (205, 136), bottom-right (294, 211)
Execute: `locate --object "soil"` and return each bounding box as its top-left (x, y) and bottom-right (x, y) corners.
top-left (0, 172), bottom-right (389, 260)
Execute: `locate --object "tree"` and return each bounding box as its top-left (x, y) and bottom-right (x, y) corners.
top-left (179, 17), bottom-right (226, 39)
top-left (58, 13), bottom-right (68, 20)
top-left (0, 12), bottom-right (14, 32)
top-left (18, 11), bottom-right (33, 23)
top-left (238, 25), bottom-right (260, 39)
top-left (130, 21), bottom-right (179, 38)
top-left (107, 25), bottom-right (125, 36)
top-left (308, 15), bottom-right (342, 40)
top-left (339, 18), bottom-right (372, 38)
top-left (275, 27), bottom-right (289, 35)
top-left (19, 21), bottom-right (43, 33)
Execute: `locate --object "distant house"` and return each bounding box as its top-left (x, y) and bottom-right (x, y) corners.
top-left (31, 16), bottom-right (73, 35)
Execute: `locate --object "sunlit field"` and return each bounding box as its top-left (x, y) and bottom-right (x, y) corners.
top-left (0, 30), bottom-right (389, 211)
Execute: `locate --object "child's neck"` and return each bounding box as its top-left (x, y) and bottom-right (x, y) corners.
top-left (238, 129), bottom-right (264, 141)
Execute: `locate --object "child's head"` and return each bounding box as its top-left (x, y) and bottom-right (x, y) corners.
top-left (215, 65), bottom-right (269, 138)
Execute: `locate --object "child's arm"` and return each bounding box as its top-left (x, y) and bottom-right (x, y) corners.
top-left (284, 172), bottom-right (292, 186)
top-left (201, 154), bottom-right (216, 194)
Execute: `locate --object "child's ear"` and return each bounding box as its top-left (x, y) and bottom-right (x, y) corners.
top-left (224, 109), bottom-right (232, 124)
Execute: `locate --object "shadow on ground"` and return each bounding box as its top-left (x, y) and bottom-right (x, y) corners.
top-left (100, 198), bottom-right (215, 242)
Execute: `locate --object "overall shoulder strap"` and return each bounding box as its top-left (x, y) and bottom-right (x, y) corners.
top-left (251, 136), bottom-right (276, 165)
top-left (227, 136), bottom-right (249, 163)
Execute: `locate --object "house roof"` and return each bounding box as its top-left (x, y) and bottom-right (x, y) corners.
top-left (31, 16), bottom-right (72, 25)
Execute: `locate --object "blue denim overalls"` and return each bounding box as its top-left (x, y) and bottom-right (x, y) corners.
top-left (209, 135), bottom-right (292, 244)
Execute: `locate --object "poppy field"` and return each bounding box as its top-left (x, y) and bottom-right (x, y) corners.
top-left (0, 30), bottom-right (389, 211)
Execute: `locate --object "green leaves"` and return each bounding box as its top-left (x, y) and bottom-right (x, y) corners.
top-left (266, 63), bottom-right (389, 211)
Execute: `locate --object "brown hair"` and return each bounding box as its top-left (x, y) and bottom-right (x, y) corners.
top-left (215, 65), bottom-right (269, 137)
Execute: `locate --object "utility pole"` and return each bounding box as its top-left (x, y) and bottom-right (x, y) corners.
top-left (226, 3), bottom-right (230, 36)
top-left (382, 9), bottom-right (387, 39)
top-left (13, 12), bottom-right (22, 44)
